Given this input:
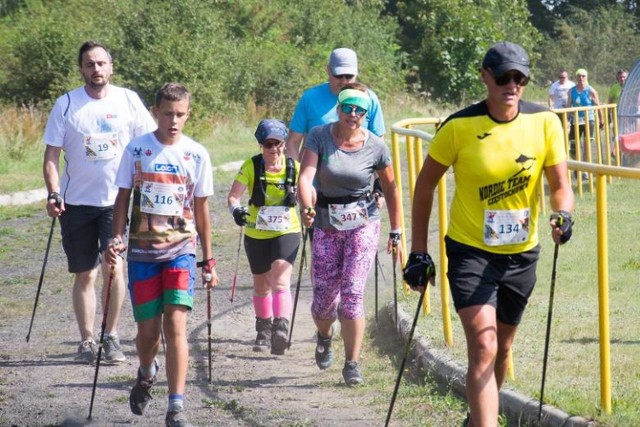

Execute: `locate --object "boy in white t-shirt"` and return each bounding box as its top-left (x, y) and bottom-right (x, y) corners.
top-left (107, 83), bottom-right (218, 427)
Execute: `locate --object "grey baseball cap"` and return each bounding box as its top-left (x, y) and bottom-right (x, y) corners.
top-left (329, 48), bottom-right (358, 76)
top-left (482, 41), bottom-right (530, 77)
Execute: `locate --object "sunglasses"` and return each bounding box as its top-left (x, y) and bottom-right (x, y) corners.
top-left (339, 104), bottom-right (367, 117)
top-left (333, 74), bottom-right (355, 80)
top-left (491, 71), bottom-right (529, 87)
top-left (262, 140), bottom-right (284, 149)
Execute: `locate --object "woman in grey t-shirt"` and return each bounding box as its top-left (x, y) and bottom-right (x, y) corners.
top-left (298, 83), bottom-right (403, 387)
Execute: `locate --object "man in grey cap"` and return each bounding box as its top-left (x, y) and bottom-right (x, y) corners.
top-left (286, 47), bottom-right (385, 160)
top-left (402, 41), bottom-right (574, 427)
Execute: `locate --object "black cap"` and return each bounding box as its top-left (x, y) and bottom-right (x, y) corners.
top-left (482, 41), bottom-right (530, 77)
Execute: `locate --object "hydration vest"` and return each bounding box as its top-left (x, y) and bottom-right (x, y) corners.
top-left (248, 154), bottom-right (297, 207)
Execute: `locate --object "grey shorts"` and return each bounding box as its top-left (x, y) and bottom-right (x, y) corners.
top-left (445, 236), bottom-right (540, 325)
top-left (58, 204), bottom-right (114, 273)
top-left (244, 232), bottom-right (301, 275)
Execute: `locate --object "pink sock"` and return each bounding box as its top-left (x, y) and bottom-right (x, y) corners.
top-left (253, 293), bottom-right (273, 319)
top-left (272, 289), bottom-right (292, 319)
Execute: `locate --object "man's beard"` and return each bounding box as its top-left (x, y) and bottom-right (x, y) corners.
top-left (85, 75), bottom-right (109, 90)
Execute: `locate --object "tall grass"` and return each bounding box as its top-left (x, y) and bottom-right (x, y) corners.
top-left (0, 105), bottom-right (47, 192)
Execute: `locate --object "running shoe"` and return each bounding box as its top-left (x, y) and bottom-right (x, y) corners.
top-left (129, 360), bottom-right (158, 415)
top-left (103, 334), bottom-right (126, 363)
top-left (271, 317), bottom-right (289, 355)
top-left (74, 339), bottom-right (97, 364)
top-left (165, 409), bottom-right (192, 427)
top-left (253, 317), bottom-right (272, 352)
top-left (342, 360), bottom-right (364, 387)
top-left (315, 332), bottom-right (334, 370)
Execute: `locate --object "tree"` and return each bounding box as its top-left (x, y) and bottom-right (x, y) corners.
top-left (393, 0), bottom-right (540, 104)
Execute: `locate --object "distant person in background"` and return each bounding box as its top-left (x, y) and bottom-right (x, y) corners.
top-left (42, 40), bottom-right (156, 365)
top-left (567, 68), bottom-right (604, 164)
top-left (608, 69), bottom-right (628, 105)
top-left (547, 68), bottom-right (574, 110)
top-left (227, 119), bottom-right (301, 356)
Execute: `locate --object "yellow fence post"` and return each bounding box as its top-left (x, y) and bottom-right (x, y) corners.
top-left (596, 174), bottom-right (612, 414)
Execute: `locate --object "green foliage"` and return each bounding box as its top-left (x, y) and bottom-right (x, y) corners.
top-left (0, 0), bottom-right (405, 128)
top-left (394, 0), bottom-right (541, 104)
top-left (535, 4), bottom-right (640, 85)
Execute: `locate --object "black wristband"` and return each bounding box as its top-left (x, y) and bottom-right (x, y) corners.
top-left (197, 258), bottom-right (216, 268)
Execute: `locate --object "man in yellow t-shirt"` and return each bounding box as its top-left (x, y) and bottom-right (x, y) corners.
top-left (403, 42), bottom-right (575, 427)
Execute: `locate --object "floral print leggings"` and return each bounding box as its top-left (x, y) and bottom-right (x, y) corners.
top-left (311, 220), bottom-right (380, 320)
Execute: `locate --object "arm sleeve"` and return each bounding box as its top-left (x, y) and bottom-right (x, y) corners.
top-left (366, 90), bottom-right (386, 137)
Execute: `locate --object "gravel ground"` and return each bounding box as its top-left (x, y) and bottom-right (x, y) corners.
top-left (0, 184), bottom-right (421, 427)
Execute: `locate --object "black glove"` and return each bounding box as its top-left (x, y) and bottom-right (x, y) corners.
top-left (232, 206), bottom-right (249, 226)
top-left (47, 191), bottom-right (63, 208)
top-left (550, 210), bottom-right (573, 244)
top-left (403, 251), bottom-right (436, 289)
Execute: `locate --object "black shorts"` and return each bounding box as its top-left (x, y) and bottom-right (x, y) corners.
top-left (244, 232), bottom-right (301, 275)
top-left (58, 204), bottom-right (114, 273)
top-left (445, 236), bottom-right (540, 325)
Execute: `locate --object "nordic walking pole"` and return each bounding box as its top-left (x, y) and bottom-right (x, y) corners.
top-left (392, 247), bottom-right (398, 328)
top-left (385, 288), bottom-right (426, 427)
top-left (206, 286), bottom-right (213, 383)
top-left (375, 251), bottom-right (379, 323)
top-left (88, 265), bottom-right (116, 420)
top-left (288, 228), bottom-right (307, 349)
top-left (230, 227), bottom-right (244, 302)
top-left (538, 243), bottom-right (559, 423)
top-left (26, 217), bottom-right (56, 342)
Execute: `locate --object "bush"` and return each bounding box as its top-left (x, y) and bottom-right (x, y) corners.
top-left (0, 0), bottom-right (406, 130)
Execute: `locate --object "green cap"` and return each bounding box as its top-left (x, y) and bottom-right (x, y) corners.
top-left (338, 89), bottom-right (370, 111)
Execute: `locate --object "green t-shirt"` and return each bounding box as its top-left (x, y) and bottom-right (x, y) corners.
top-left (608, 82), bottom-right (623, 104)
top-left (234, 156), bottom-right (301, 239)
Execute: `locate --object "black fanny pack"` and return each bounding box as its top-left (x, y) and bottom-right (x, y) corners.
top-left (316, 191), bottom-right (372, 208)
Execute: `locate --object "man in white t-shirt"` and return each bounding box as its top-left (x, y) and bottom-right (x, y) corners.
top-left (42, 41), bottom-right (157, 364)
top-left (548, 69), bottom-right (575, 109)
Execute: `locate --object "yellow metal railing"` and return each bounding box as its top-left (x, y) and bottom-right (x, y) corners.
top-left (390, 104), bottom-right (634, 414)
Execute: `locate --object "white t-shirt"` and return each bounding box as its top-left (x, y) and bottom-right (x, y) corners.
top-left (548, 79), bottom-right (575, 109)
top-left (43, 85), bottom-right (157, 206)
top-left (115, 132), bottom-right (214, 261)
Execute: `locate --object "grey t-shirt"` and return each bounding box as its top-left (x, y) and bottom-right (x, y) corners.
top-left (305, 123), bottom-right (391, 230)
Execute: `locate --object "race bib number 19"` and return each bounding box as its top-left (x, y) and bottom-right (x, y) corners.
top-left (84, 132), bottom-right (119, 161)
top-left (483, 208), bottom-right (530, 246)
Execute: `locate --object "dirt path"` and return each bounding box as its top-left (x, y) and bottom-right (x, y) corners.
top-left (0, 187), bottom-right (423, 426)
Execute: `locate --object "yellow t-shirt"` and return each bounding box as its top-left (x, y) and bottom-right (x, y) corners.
top-left (234, 156), bottom-right (301, 239)
top-left (428, 101), bottom-right (566, 254)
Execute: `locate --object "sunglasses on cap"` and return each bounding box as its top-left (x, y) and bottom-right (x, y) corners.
top-left (333, 74), bottom-right (355, 80)
top-left (491, 71), bottom-right (529, 87)
top-left (262, 140), bottom-right (284, 149)
top-left (339, 104), bottom-right (367, 117)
